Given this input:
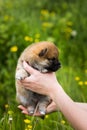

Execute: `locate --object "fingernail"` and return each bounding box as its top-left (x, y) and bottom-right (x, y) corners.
top-left (22, 110), bottom-right (26, 114)
top-left (18, 105), bottom-right (21, 109)
top-left (22, 110), bottom-right (24, 113)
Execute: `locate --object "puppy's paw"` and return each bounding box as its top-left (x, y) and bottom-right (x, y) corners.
top-left (38, 104), bottom-right (46, 115)
top-left (15, 69), bottom-right (29, 80)
top-left (27, 106), bottom-right (35, 115)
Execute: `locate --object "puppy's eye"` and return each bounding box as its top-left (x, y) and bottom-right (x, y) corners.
top-left (48, 57), bottom-right (56, 61)
top-left (47, 58), bottom-right (53, 61)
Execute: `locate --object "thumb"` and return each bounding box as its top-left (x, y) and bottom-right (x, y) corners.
top-left (23, 61), bottom-right (37, 74)
top-left (46, 102), bottom-right (57, 114)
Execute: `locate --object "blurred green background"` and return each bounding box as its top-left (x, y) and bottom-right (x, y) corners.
top-left (0, 0), bottom-right (87, 130)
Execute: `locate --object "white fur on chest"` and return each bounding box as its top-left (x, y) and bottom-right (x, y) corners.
top-left (17, 93), bottom-right (28, 106)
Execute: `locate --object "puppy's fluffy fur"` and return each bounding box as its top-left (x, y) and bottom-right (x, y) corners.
top-left (15, 41), bottom-right (61, 115)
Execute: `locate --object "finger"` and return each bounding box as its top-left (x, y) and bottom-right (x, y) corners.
top-left (46, 102), bottom-right (57, 113)
top-left (21, 77), bottom-right (32, 83)
top-left (23, 61), bottom-right (38, 74)
top-left (22, 110), bottom-right (29, 115)
top-left (19, 82), bottom-right (33, 91)
top-left (18, 81), bottom-right (36, 92)
top-left (18, 105), bottom-right (29, 114)
top-left (17, 80), bottom-right (23, 85)
top-left (18, 105), bottom-right (27, 111)
top-left (18, 105), bottom-right (32, 115)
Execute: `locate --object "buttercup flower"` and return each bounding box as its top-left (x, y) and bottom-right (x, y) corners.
top-left (67, 21), bottom-right (73, 26)
top-left (24, 36), bottom-right (33, 42)
top-left (84, 81), bottom-right (87, 85)
top-left (8, 110), bottom-right (13, 115)
top-left (61, 120), bottom-right (65, 124)
top-left (75, 76), bottom-right (80, 81)
top-left (4, 15), bottom-right (9, 21)
top-left (5, 104), bottom-right (9, 108)
top-left (42, 22), bottom-right (53, 28)
top-left (47, 37), bottom-right (55, 42)
top-left (41, 9), bottom-right (49, 15)
top-left (65, 27), bottom-right (72, 33)
top-left (35, 33), bottom-right (40, 38)
top-left (85, 69), bottom-right (87, 73)
top-left (10, 46), bottom-right (18, 52)
top-left (28, 125), bottom-right (32, 129)
top-left (34, 39), bottom-right (40, 42)
top-left (78, 81), bottom-right (83, 86)
top-left (50, 12), bottom-right (56, 17)
top-left (45, 115), bottom-right (49, 118)
top-left (24, 119), bottom-right (31, 124)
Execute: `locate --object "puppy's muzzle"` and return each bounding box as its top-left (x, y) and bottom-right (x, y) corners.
top-left (45, 60), bottom-right (61, 72)
top-left (51, 61), bottom-right (61, 71)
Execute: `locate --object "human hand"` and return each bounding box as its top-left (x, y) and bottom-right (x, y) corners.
top-left (18, 101), bottom-right (58, 117)
top-left (20, 61), bottom-right (59, 97)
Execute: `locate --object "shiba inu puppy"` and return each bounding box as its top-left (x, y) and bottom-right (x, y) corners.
top-left (15, 41), bottom-right (61, 115)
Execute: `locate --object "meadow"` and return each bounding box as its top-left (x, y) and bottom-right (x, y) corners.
top-left (0, 0), bottom-right (87, 130)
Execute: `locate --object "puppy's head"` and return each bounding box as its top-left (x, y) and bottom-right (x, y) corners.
top-left (28, 41), bottom-right (61, 72)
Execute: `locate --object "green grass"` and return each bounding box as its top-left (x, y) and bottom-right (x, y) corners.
top-left (0, 67), bottom-right (87, 130)
top-left (0, 0), bottom-right (87, 129)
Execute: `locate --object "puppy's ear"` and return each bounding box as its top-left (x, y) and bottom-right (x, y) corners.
top-left (39, 48), bottom-right (47, 57)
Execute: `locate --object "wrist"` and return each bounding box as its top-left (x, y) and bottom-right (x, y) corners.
top-left (49, 82), bottom-right (61, 99)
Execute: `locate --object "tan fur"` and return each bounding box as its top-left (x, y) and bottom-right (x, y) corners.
top-left (15, 41), bottom-right (61, 115)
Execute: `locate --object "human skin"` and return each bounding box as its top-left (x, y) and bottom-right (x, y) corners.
top-left (18, 101), bottom-right (57, 116)
top-left (18, 61), bottom-right (87, 130)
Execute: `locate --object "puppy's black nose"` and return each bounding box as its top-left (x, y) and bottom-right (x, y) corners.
top-left (57, 61), bottom-right (61, 69)
top-left (53, 61), bottom-right (61, 71)
top-left (47, 61), bottom-right (61, 72)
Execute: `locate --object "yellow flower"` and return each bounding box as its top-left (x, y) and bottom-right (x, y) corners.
top-left (50, 12), bottom-right (56, 17)
top-left (78, 81), bottom-right (83, 86)
top-left (5, 104), bottom-right (9, 108)
top-left (8, 110), bottom-right (13, 115)
top-left (24, 119), bottom-right (31, 124)
top-left (66, 21), bottom-right (73, 26)
top-left (28, 125), bottom-right (32, 129)
top-left (42, 22), bottom-right (53, 28)
top-left (61, 120), bottom-right (65, 124)
top-left (45, 115), bottom-right (49, 118)
top-left (35, 33), bottom-right (40, 38)
top-left (75, 76), bottom-right (80, 81)
top-left (41, 9), bottom-right (49, 15)
top-left (24, 36), bottom-right (33, 42)
top-left (34, 39), bottom-right (40, 42)
top-left (4, 15), bottom-right (9, 21)
top-left (10, 46), bottom-right (18, 52)
top-left (84, 81), bottom-right (87, 85)
top-left (85, 69), bottom-right (87, 73)
top-left (47, 37), bottom-right (55, 42)
top-left (65, 27), bottom-right (72, 33)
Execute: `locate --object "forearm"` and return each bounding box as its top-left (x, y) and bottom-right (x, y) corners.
top-left (50, 83), bottom-right (87, 130)
top-left (76, 103), bottom-right (87, 111)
